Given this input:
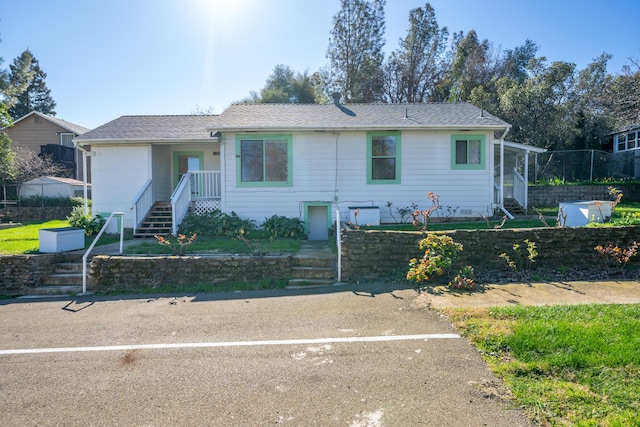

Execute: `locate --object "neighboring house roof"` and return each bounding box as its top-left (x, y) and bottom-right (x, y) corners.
top-left (76, 115), bottom-right (219, 143)
top-left (23, 176), bottom-right (87, 186)
top-left (10, 111), bottom-right (90, 135)
top-left (207, 102), bottom-right (510, 132)
top-left (610, 123), bottom-right (640, 135)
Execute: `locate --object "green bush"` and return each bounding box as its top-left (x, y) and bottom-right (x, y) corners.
top-left (178, 210), bottom-right (256, 237)
top-left (262, 215), bottom-right (304, 238)
top-left (17, 195), bottom-right (89, 207)
top-left (66, 206), bottom-right (105, 236)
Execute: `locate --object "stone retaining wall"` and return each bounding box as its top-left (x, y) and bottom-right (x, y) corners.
top-left (339, 226), bottom-right (640, 281)
top-left (88, 254), bottom-right (293, 293)
top-left (0, 253), bottom-right (62, 294)
top-left (528, 184), bottom-right (640, 207)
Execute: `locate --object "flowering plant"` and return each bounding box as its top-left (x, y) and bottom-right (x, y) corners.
top-left (154, 233), bottom-right (197, 255)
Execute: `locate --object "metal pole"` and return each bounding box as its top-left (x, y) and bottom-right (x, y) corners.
top-left (336, 209), bottom-right (341, 283)
top-left (590, 149), bottom-right (594, 182)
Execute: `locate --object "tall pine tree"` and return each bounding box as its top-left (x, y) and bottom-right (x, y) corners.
top-left (325, 0), bottom-right (386, 103)
top-left (8, 49), bottom-right (56, 119)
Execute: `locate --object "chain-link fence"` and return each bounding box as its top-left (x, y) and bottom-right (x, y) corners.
top-left (530, 149), bottom-right (640, 183)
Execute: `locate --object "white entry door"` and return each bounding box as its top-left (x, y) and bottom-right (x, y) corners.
top-left (307, 205), bottom-right (329, 240)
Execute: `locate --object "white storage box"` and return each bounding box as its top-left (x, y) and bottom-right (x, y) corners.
top-left (348, 206), bottom-right (380, 226)
top-left (558, 200), bottom-right (613, 227)
top-left (39, 227), bottom-right (85, 252)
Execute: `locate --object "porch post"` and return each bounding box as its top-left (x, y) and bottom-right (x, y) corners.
top-left (499, 139), bottom-right (504, 207)
top-left (524, 150), bottom-right (530, 211)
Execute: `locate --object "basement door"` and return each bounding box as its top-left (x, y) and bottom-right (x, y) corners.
top-left (305, 203), bottom-right (330, 241)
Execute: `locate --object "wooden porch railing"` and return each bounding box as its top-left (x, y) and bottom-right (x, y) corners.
top-left (130, 179), bottom-right (153, 234)
top-left (171, 171), bottom-right (221, 234)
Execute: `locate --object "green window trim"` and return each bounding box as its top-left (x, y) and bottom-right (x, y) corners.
top-left (172, 151), bottom-right (204, 189)
top-left (450, 134), bottom-right (486, 170)
top-left (366, 131), bottom-right (401, 184)
top-left (236, 134), bottom-right (293, 187)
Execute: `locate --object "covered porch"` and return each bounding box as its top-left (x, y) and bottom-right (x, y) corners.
top-left (131, 143), bottom-right (223, 237)
top-left (494, 140), bottom-right (546, 217)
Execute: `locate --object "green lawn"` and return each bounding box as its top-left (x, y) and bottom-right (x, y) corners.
top-left (0, 220), bottom-right (70, 254)
top-left (125, 235), bottom-right (302, 255)
top-left (445, 304), bottom-right (640, 426)
top-left (0, 220), bottom-right (130, 254)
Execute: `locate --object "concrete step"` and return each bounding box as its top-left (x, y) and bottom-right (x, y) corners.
top-left (54, 262), bottom-right (83, 274)
top-left (286, 278), bottom-right (337, 288)
top-left (290, 266), bottom-right (335, 280)
top-left (42, 273), bottom-right (83, 286)
top-left (292, 256), bottom-right (335, 268)
top-left (23, 285), bottom-right (83, 296)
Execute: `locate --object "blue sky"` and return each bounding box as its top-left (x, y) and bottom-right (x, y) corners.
top-left (2, 0), bottom-right (639, 129)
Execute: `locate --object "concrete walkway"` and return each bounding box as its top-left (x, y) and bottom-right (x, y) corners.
top-left (423, 280), bottom-right (640, 309)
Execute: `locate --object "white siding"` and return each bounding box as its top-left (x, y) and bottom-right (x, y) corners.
top-left (92, 145), bottom-right (152, 231)
top-left (222, 130), bottom-right (495, 225)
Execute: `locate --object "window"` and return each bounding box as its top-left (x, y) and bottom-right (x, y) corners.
top-left (236, 135), bottom-right (292, 187)
top-left (451, 135), bottom-right (485, 170)
top-left (367, 132), bottom-right (401, 184)
top-left (615, 131), bottom-right (640, 152)
top-left (628, 132), bottom-right (637, 150)
top-left (60, 133), bottom-right (74, 147)
top-left (617, 134), bottom-right (627, 152)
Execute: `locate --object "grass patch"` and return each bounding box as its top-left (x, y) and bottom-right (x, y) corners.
top-left (363, 218), bottom-right (552, 231)
top-left (95, 279), bottom-right (288, 296)
top-left (124, 236), bottom-right (302, 255)
top-left (445, 304), bottom-right (640, 426)
top-left (0, 220), bottom-right (71, 254)
top-left (0, 220), bottom-right (132, 254)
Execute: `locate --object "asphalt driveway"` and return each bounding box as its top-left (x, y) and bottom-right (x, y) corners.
top-left (0, 283), bottom-right (533, 426)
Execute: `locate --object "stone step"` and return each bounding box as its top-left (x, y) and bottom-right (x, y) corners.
top-left (54, 262), bottom-right (83, 274)
top-left (286, 278), bottom-right (337, 288)
top-left (23, 285), bottom-right (83, 296)
top-left (290, 266), bottom-right (335, 280)
top-left (292, 256), bottom-right (335, 268)
top-left (42, 273), bottom-right (83, 286)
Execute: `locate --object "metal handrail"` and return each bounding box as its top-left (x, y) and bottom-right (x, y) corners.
top-left (81, 212), bottom-right (124, 295)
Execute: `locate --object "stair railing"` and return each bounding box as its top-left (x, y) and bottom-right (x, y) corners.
top-left (81, 212), bottom-right (124, 295)
top-left (131, 179), bottom-right (153, 234)
top-left (170, 173), bottom-right (192, 235)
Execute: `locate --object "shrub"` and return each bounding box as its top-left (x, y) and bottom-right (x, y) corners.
top-left (155, 233), bottom-right (197, 256)
top-left (406, 233), bottom-right (464, 283)
top-left (449, 265), bottom-right (476, 290)
top-left (500, 239), bottom-right (538, 272)
top-left (66, 206), bottom-right (105, 236)
top-left (594, 241), bottom-right (638, 271)
top-left (19, 196), bottom-right (87, 207)
top-left (262, 215), bottom-right (304, 238)
top-left (178, 210), bottom-right (256, 237)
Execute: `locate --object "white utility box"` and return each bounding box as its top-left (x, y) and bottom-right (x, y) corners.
top-left (348, 206), bottom-right (380, 226)
top-left (558, 200), bottom-right (613, 227)
top-left (39, 227), bottom-right (85, 252)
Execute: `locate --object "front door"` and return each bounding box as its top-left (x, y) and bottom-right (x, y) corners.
top-left (306, 204), bottom-right (330, 241)
top-left (173, 151), bottom-right (204, 189)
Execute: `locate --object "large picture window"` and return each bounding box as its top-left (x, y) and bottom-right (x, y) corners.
top-left (367, 131), bottom-right (401, 184)
top-left (451, 134), bottom-right (486, 170)
top-left (236, 135), bottom-right (292, 186)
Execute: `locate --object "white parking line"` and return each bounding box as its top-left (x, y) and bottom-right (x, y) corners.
top-left (0, 334), bottom-right (460, 355)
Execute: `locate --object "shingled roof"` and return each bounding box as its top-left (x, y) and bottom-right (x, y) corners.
top-left (76, 115), bottom-right (218, 142)
top-left (76, 103), bottom-right (510, 143)
top-left (208, 102), bottom-right (510, 132)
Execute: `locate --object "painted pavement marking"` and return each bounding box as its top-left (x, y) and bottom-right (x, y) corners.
top-left (0, 333), bottom-right (460, 356)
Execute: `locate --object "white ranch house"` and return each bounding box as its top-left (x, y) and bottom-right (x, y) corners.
top-left (75, 102), bottom-right (544, 240)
